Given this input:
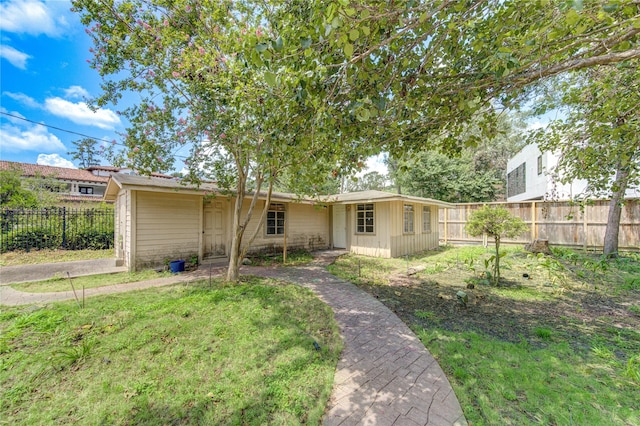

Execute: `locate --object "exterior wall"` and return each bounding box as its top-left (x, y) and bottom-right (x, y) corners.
top-left (507, 143), bottom-right (639, 201)
top-left (133, 191), bottom-right (203, 270)
top-left (388, 201), bottom-right (439, 257)
top-left (115, 191), bottom-right (131, 267)
top-left (238, 200), bottom-right (330, 254)
top-left (349, 202), bottom-right (392, 257)
top-left (346, 201), bottom-right (440, 258)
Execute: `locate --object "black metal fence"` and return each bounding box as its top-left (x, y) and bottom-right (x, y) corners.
top-left (0, 207), bottom-right (114, 252)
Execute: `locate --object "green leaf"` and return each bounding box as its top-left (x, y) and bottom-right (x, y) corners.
top-left (300, 37), bottom-right (312, 49)
top-left (255, 43), bottom-right (268, 53)
top-left (273, 36), bottom-right (284, 52)
top-left (349, 29), bottom-right (359, 41)
top-left (344, 43), bottom-right (354, 58)
top-left (264, 71), bottom-right (276, 87)
top-left (565, 9), bottom-right (580, 26)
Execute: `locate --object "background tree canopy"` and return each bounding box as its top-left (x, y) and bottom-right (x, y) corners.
top-left (72, 0), bottom-right (639, 277)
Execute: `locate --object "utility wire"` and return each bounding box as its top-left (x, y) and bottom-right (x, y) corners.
top-left (1, 111), bottom-right (121, 146)
top-left (0, 111), bottom-right (189, 160)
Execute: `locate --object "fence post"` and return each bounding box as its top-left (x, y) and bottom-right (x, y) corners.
top-left (583, 203), bottom-right (588, 252)
top-left (531, 201), bottom-right (537, 241)
top-left (62, 206), bottom-right (67, 249)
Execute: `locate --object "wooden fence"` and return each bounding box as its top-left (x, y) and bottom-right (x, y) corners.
top-left (439, 199), bottom-right (640, 251)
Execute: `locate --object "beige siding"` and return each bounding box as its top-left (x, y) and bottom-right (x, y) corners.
top-left (389, 201), bottom-right (440, 257)
top-left (349, 202), bottom-right (392, 258)
top-left (115, 191), bottom-right (133, 269)
top-left (134, 191), bottom-right (202, 269)
top-left (237, 200), bottom-right (330, 254)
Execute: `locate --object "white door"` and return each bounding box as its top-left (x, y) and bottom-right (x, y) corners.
top-left (332, 204), bottom-right (347, 249)
top-left (203, 202), bottom-right (226, 257)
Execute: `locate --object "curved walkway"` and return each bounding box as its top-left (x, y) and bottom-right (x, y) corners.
top-left (0, 254), bottom-right (466, 426)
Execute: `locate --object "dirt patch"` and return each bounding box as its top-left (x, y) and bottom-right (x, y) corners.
top-left (355, 266), bottom-right (640, 357)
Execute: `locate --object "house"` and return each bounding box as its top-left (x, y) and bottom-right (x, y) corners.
top-left (1, 160), bottom-right (110, 202)
top-left (103, 174), bottom-right (453, 271)
top-left (0, 161), bottom-right (176, 203)
top-left (506, 143), bottom-right (639, 201)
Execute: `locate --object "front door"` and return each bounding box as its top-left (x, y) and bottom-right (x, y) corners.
top-left (203, 202), bottom-right (226, 257)
top-left (332, 204), bottom-right (347, 249)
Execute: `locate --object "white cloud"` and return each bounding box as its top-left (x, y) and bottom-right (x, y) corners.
top-left (0, 44), bottom-right (31, 69)
top-left (63, 85), bottom-right (90, 99)
top-left (37, 153), bottom-right (76, 168)
top-left (0, 0), bottom-right (65, 37)
top-left (0, 122), bottom-right (65, 153)
top-left (44, 97), bottom-right (121, 130)
top-left (4, 91), bottom-right (41, 109)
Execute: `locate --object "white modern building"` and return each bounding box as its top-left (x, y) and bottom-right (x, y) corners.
top-left (506, 143), bottom-right (639, 201)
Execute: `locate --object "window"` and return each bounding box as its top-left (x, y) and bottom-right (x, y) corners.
top-left (356, 203), bottom-right (374, 234)
top-left (537, 155), bottom-right (543, 175)
top-left (422, 206), bottom-right (431, 233)
top-left (79, 186), bottom-right (94, 194)
top-left (404, 204), bottom-right (414, 233)
top-left (507, 162), bottom-right (526, 197)
top-left (266, 203), bottom-right (285, 235)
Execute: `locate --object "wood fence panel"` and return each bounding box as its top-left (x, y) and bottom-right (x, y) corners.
top-left (439, 199), bottom-right (639, 251)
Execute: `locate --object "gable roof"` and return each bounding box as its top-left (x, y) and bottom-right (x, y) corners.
top-left (0, 161), bottom-right (109, 183)
top-left (326, 190), bottom-right (455, 208)
top-left (103, 173), bottom-right (316, 204)
top-left (104, 174), bottom-right (453, 208)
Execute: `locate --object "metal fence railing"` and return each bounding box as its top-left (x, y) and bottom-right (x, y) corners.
top-left (0, 207), bottom-right (114, 252)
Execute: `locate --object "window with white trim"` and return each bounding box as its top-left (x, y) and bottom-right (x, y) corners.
top-left (404, 204), bottom-right (414, 233)
top-left (266, 203), bottom-right (285, 235)
top-left (422, 206), bottom-right (431, 233)
top-left (356, 203), bottom-right (374, 234)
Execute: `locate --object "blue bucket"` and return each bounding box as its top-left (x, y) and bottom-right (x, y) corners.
top-left (169, 260), bottom-right (185, 273)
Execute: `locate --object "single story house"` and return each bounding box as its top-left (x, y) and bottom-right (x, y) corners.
top-left (104, 174), bottom-right (453, 271)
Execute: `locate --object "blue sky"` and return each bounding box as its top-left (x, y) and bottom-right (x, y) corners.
top-left (1, 0), bottom-right (123, 169)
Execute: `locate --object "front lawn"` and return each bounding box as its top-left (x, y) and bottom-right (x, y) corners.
top-left (11, 270), bottom-right (172, 293)
top-left (328, 246), bottom-right (640, 425)
top-left (0, 249), bottom-right (114, 266)
top-left (0, 277), bottom-right (342, 425)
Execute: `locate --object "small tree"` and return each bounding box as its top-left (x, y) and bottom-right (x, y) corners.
top-left (465, 206), bottom-right (528, 285)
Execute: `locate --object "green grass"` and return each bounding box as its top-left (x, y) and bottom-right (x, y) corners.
top-left (249, 250), bottom-right (314, 266)
top-left (329, 245), bottom-right (640, 425)
top-left (10, 270), bottom-right (171, 293)
top-left (0, 249), bottom-right (114, 266)
top-left (0, 277), bottom-right (342, 425)
top-left (418, 328), bottom-right (639, 425)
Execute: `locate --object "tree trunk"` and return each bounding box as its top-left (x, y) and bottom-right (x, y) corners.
top-left (226, 189), bottom-right (246, 282)
top-left (603, 166), bottom-right (629, 257)
top-left (493, 235), bottom-right (501, 285)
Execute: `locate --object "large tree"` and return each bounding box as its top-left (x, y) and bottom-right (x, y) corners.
top-left (68, 138), bottom-right (101, 169)
top-left (533, 62), bottom-right (639, 256)
top-left (73, 0), bottom-right (639, 279)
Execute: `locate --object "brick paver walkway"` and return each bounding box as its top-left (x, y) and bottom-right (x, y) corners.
top-left (246, 253), bottom-right (467, 426)
top-left (1, 253), bottom-right (466, 425)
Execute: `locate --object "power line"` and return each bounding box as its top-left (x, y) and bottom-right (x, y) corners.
top-left (1, 111), bottom-right (120, 145)
top-left (1, 110), bottom-right (189, 161)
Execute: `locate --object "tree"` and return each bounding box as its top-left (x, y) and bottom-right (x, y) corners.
top-left (0, 168), bottom-right (38, 208)
top-left (73, 0), bottom-right (639, 280)
top-left (73, 0), bottom-right (374, 281)
top-left (533, 62), bottom-right (639, 256)
top-left (344, 171), bottom-right (389, 192)
top-left (391, 113), bottom-right (525, 202)
top-left (0, 167), bottom-right (64, 208)
top-left (465, 205), bottom-right (528, 285)
top-left (68, 138), bottom-right (101, 169)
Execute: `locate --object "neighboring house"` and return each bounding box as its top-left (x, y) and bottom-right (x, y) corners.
top-left (0, 161), bottom-right (176, 204)
top-left (103, 174), bottom-right (453, 271)
top-left (506, 143), bottom-right (639, 201)
top-left (1, 160), bottom-right (109, 202)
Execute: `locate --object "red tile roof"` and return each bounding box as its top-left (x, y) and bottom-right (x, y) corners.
top-left (0, 161), bottom-right (109, 183)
